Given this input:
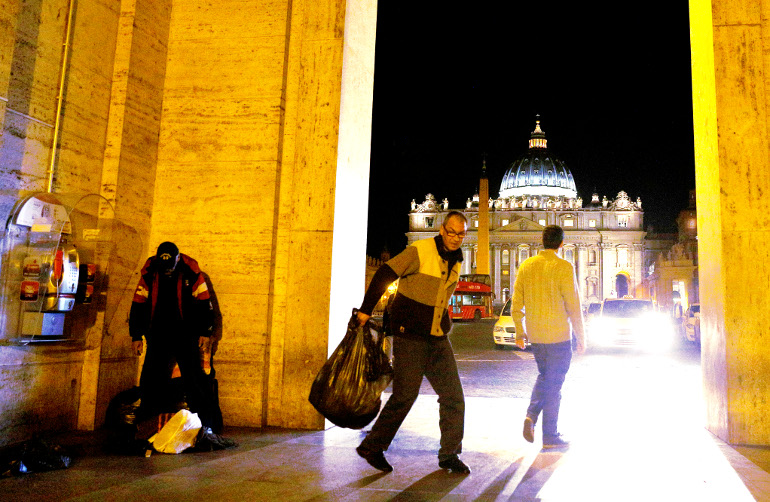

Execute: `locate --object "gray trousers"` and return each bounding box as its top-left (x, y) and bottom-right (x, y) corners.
top-left (359, 334), bottom-right (465, 461)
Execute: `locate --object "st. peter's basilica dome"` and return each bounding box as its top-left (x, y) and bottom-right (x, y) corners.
top-left (499, 119), bottom-right (578, 200)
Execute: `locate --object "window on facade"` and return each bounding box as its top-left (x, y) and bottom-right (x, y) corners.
top-left (618, 247), bottom-right (629, 267)
top-left (589, 219), bottom-right (596, 228)
top-left (618, 216), bottom-right (629, 228)
top-left (588, 280), bottom-right (597, 296)
top-left (519, 248), bottom-right (529, 264)
top-left (563, 219), bottom-right (574, 227)
top-left (589, 249), bottom-right (597, 264)
top-left (502, 249), bottom-right (509, 265)
top-left (426, 217), bottom-right (434, 227)
top-left (502, 219), bottom-right (509, 226)
top-left (474, 220), bottom-right (479, 228)
top-left (539, 219), bottom-right (546, 226)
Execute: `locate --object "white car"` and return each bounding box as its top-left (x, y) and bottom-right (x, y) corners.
top-left (682, 303), bottom-right (701, 344)
top-left (492, 298), bottom-right (528, 349)
top-left (590, 298), bottom-right (675, 350)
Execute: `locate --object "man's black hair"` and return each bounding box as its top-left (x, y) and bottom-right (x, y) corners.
top-left (542, 225), bottom-right (564, 249)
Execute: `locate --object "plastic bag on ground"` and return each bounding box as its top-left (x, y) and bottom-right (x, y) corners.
top-left (308, 310), bottom-right (393, 429)
top-left (149, 409), bottom-right (201, 454)
top-left (0, 438), bottom-right (71, 477)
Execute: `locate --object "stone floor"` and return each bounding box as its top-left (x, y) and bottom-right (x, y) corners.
top-left (1, 393), bottom-right (770, 501)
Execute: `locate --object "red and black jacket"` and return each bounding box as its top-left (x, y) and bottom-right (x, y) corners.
top-left (129, 253), bottom-right (213, 341)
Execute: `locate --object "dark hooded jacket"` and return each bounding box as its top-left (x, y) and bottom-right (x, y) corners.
top-left (129, 253), bottom-right (213, 341)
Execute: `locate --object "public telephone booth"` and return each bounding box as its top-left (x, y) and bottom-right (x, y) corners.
top-left (0, 193), bottom-right (141, 343)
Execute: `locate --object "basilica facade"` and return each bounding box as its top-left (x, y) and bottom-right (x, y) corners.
top-left (406, 120), bottom-right (646, 306)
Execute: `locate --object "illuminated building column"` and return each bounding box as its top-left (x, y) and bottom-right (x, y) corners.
top-left (600, 243), bottom-right (615, 298)
top-left (492, 244), bottom-right (501, 300)
top-left (633, 243), bottom-right (645, 297)
top-left (577, 244), bottom-right (588, 303)
top-left (691, 0), bottom-right (770, 445)
top-left (461, 245), bottom-right (472, 275)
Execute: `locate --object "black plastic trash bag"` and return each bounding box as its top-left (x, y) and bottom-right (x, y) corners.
top-left (0, 438), bottom-right (71, 477)
top-left (104, 386), bottom-right (149, 455)
top-left (309, 310), bottom-right (393, 429)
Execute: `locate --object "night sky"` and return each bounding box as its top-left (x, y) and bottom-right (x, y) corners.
top-left (365, 2), bottom-right (695, 258)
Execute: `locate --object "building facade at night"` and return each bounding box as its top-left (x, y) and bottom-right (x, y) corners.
top-left (407, 120), bottom-right (646, 305)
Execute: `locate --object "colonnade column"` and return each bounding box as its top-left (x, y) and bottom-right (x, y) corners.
top-left (690, 0), bottom-right (770, 444)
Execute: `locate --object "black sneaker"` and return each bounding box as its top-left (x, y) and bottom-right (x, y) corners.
top-left (356, 446), bottom-right (393, 472)
top-left (542, 434), bottom-right (570, 449)
top-left (523, 416), bottom-right (535, 443)
top-left (438, 456), bottom-right (471, 474)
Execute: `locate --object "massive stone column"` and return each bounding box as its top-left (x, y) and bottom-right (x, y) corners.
top-left (690, 0), bottom-right (770, 444)
top-left (151, 0), bottom-right (377, 429)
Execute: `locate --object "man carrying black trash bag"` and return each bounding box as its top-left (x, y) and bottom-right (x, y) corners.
top-left (355, 211), bottom-right (471, 475)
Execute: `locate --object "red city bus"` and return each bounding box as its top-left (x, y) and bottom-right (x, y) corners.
top-left (450, 274), bottom-right (494, 320)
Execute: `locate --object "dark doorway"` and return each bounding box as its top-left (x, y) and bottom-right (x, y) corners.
top-left (615, 274), bottom-right (629, 298)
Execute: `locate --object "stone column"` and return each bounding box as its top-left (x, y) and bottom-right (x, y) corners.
top-left (633, 243), bottom-right (644, 297)
top-left (577, 244), bottom-right (588, 303)
top-left (151, 0), bottom-right (377, 430)
top-left (462, 245), bottom-right (472, 275)
top-left (600, 243), bottom-right (614, 298)
top-left (690, 0), bottom-right (770, 444)
top-left (492, 244), bottom-right (501, 300)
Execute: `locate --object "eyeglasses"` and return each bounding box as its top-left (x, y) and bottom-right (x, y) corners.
top-left (443, 225), bottom-right (467, 239)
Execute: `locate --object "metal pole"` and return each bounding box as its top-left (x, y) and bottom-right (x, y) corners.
top-left (46, 0), bottom-right (76, 193)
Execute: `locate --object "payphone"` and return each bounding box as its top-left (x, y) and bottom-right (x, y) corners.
top-left (20, 240), bottom-right (80, 337)
top-left (4, 195), bottom-right (81, 339)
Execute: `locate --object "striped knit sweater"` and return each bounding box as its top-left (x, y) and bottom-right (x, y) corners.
top-left (360, 236), bottom-right (463, 338)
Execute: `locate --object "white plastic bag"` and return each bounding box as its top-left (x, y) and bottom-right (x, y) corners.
top-left (149, 409), bottom-right (202, 454)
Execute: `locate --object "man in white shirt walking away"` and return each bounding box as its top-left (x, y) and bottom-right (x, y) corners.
top-left (512, 225), bottom-right (586, 448)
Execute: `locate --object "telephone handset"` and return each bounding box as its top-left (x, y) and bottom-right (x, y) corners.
top-left (23, 243), bottom-right (80, 312)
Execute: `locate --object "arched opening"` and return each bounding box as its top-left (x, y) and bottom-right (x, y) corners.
top-left (615, 273), bottom-right (629, 298)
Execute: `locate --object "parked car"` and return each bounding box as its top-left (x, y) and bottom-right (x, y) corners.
top-left (589, 297), bottom-right (675, 350)
top-left (682, 303), bottom-right (701, 344)
top-left (492, 298), bottom-right (528, 349)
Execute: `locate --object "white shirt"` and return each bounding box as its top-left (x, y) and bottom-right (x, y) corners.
top-left (511, 249), bottom-right (585, 345)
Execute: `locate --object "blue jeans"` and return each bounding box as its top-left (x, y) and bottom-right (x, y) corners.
top-left (527, 340), bottom-right (572, 440)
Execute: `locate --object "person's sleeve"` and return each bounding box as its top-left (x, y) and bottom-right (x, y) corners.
top-left (129, 276), bottom-right (150, 341)
top-left (191, 272), bottom-right (214, 338)
top-left (511, 266), bottom-right (526, 336)
top-left (359, 246), bottom-right (419, 315)
top-left (562, 265), bottom-right (585, 344)
top-left (359, 264), bottom-right (399, 315)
